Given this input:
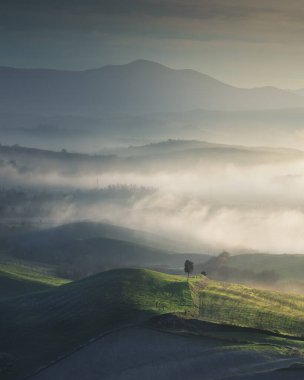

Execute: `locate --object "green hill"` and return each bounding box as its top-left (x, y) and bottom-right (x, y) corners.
top-left (196, 279), bottom-right (304, 337)
top-left (0, 269), bottom-right (192, 379)
top-left (1, 269), bottom-right (304, 379)
top-left (0, 257), bottom-right (69, 299)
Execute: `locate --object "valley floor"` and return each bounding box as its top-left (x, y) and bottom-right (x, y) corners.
top-left (29, 326), bottom-right (304, 380)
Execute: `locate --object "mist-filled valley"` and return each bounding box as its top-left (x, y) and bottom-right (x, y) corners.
top-left (3, 63), bottom-right (304, 262)
top-left (3, 57), bottom-right (304, 380)
top-left (2, 140), bottom-right (304, 255)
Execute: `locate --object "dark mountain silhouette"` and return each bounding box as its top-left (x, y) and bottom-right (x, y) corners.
top-left (0, 60), bottom-right (303, 116)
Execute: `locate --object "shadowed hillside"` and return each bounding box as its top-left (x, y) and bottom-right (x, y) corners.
top-left (0, 258), bottom-right (69, 299)
top-left (4, 221), bottom-right (210, 279)
top-left (1, 269), bottom-right (304, 379)
top-left (0, 269), bottom-right (193, 379)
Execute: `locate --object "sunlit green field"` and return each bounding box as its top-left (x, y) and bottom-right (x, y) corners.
top-left (1, 268), bottom-right (304, 379)
top-left (0, 256), bottom-right (69, 299)
top-left (198, 279), bottom-right (304, 337)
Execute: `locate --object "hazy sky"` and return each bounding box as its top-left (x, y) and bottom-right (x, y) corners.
top-left (1, 0), bottom-right (304, 88)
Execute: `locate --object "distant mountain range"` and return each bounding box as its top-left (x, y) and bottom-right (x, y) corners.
top-left (1, 60), bottom-right (304, 116)
top-left (1, 140), bottom-right (303, 176)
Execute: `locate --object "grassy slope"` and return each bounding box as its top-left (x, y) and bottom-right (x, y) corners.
top-left (2, 269), bottom-right (304, 379)
top-left (197, 279), bottom-right (304, 337)
top-left (0, 259), bottom-right (69, 299)
top-left (0, 269), bottom-right (192, 380)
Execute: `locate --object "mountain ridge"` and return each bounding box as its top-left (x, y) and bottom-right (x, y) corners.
top-left (0, 60), bottom-right (296, 92)
top-left (1, 60), bottom-right (303, 115)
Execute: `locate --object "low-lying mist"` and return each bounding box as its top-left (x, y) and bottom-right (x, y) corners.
top-left (4, 108), bottom-right (304, 153)
top-left (1, 142), bottom-right (304, 254)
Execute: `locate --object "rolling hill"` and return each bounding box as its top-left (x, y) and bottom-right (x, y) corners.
top-left (0, 60), bottom-right (303, 117)
top-left (4, 107), bottom-right (304, 153)
top-left (197, 252), bottom-right (304, 293)
top-left (196, 279), bottom-right (304, 336)
top-left (4, 221), bottom-right (210, 278)
top-left (1, 268), bottom-right (304, 379)
top-left (5, 220), bottom-right (178, 252)
top-left (229, 253), bottom-right (304, 282)
top-left (113, 139), bottom-right (304, 163)
top-left (1, 140), bottom-right (304, 178)
top-left (0, 257), bottom-right (69, 299)
top-left (0, 269), bottom-right (193, 379)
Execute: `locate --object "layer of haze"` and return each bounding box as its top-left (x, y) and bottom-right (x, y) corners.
top-left (2, 148), bottom-right (304, 254)
top-left (2, 0), bottom-right (304, 256)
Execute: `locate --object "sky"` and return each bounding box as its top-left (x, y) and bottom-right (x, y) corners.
top-left (1, 0), bottom-right (304, 88)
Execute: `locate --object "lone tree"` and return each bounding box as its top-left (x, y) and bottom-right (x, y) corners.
top-left (184, 260), bottom-right (194, 280)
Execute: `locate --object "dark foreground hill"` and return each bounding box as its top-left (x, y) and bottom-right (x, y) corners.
top-left (30, 326), bottom-right (304, 380)
top-left (1, 268), bottom-right (304, 379)
top-left (0, 269), bottom-right (193, 379)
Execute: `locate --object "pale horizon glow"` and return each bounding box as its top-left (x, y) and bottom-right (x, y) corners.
top-left (2, 0), bottom-right (304, 89)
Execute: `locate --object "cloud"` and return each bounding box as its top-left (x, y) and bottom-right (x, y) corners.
top-left (0, 1), bottom-right (291, 20)
top-left (1, 0), bottom-right (303, 38)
